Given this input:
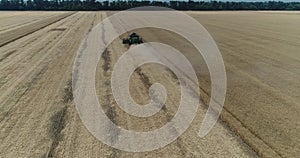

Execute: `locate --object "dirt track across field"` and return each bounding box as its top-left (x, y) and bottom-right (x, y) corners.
top-left (0, 11), bottom-right (299, 158)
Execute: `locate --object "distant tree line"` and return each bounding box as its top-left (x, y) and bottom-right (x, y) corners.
top-left (1, 0), bottom-right (300, 11)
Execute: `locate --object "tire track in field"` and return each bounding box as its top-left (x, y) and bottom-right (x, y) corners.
top-left (0, 13), bottom-right (59, 33)
top-left (42, 12), bottom-right (102, 158)
top-left (99, 14), bottom-right (121, 157)
top-left (49, 13), bottom-right (114, 158)
top-left (0, 12), bottom-right (94, 123)
top-left (134, 67), bottom-right (188, 156)
top-left (45, 80), bottom-right (72, 158)
top-left (0, 12), bottom-right (96, 157)
top-left (0, 13), bottom-right (84, 114)
top-left (0, 12), bottom-right (76, 47)
top-left (0, 13), bottom-right (83, 70)
top-left (97, 37), bottom-right (187, 156)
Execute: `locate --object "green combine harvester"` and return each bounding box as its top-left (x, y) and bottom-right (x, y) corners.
top-left (122, 33), bottom-right (143, 45)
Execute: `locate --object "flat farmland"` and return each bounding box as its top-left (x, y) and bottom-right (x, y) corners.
top-left (188, 11), bottom-right (300, 157)
top-left (0, 11), bottom-right (299, 158)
